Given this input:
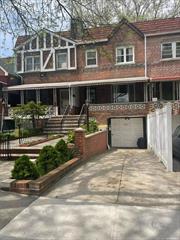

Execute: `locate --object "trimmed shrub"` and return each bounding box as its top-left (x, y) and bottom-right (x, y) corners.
top-left (36, 145), bottom-right (59, 176)
top-left (11, 155), bottom-right (39, 180)
top-left (55, 139), bottom-right (73, 163)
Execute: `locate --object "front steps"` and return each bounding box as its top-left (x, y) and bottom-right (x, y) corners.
top-left (0, 148), bottom-right (40, 161)
top-left (44, 115), bottom-right (86, 134)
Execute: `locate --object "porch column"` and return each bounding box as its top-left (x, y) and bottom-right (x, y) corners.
top-left (36, 89), bottom-right (40, 103)
top-left (20, 91), bottom-right (24, 105)
top-left (173, 82), bottom-right (175, 100)
top-left (144, 83), bottom-right (148, 102)
top-left (53, 88), bottom-right (58, 116)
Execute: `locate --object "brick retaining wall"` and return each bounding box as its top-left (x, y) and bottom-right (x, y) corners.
top-left (74, 128), bottom-right (107, 159)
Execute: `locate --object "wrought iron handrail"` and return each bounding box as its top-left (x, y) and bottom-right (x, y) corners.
top-left (78, 104), bottom-right (86, 127)
top-left (60, 105), bottom-right (71, 128)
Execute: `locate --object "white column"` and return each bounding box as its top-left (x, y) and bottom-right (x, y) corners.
top-left (20, 91), bottom-right (24, 105)
top-left (36, 89), bottom-right (40, 103)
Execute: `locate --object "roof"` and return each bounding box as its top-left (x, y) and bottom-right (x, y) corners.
top-left (15, 17), bottom-right (180, 47)
top-left (0, 57), bottom-right (15, 75)
top-left (134, 17), bottom-right (180, 34)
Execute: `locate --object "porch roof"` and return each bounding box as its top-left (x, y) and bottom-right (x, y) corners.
top-left (3, 76), bottom-right (148, 91)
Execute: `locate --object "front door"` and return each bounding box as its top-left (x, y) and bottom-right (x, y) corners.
top-left (59, 89), bottom-right (69, 115)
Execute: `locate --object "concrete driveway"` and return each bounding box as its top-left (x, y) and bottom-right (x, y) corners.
top-left (44, 149), bottom-right (180, 209)
top-left (1, 149), bottom-right (180, 240)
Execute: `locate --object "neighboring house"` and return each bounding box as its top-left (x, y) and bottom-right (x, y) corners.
top-left (0, 57), bottom-right (20, 130)
top-left (3, 17), bottom-right (180, 146)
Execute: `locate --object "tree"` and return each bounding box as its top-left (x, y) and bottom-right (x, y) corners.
top-left (13, 101), bottom-right (48, 128)
top-left (0, 0), bottom-right (180, 37)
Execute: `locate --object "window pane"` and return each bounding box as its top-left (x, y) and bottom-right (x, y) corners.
top-left (162, 43), bottom-right (172, 58)
top-left (26, 58), bottom-right (33, 71)
top-left (87, 51), bottom-right (96, 59)
top-left (87, 58), bottom-right (96, 65)
top-left (34, 56), bottom-right (40, 70)
top-left (126, 48), bottom-right (133, 55)
top-left (117, 56), bottom-right (124, 63)
top-left (176, 42), bottom-right (180, 57)
top-left (126, 55), bottom-right (133, 62)
top-left (57, 53), bottom-right (67, 69)
top-left (117, 48), bottom-right (124, 63)
top-left (126, 48), bottom-right (133, 62)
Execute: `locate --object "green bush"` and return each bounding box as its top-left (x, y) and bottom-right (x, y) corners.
top-left (11, 155), bottom-right (39, 180)
top-left (55, 139), bottom-right (73, 163)
top-left (67, 130), bottom-right (75, 144)
top-left (82, 119), bottom-right (98, 134)
top-left (36, 145), bottom-right (59, 176)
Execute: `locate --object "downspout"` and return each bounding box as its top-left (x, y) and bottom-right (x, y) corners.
top-left (144, 34), bottom-right (148, 102)
top-left (144, 34), bottom-right (147, 78)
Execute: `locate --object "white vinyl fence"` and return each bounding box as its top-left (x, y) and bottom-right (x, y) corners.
top-left (147, 103), bottom-right (173, 171)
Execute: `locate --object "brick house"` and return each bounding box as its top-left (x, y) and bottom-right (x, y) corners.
top-left (3, 17), bottom-right (180, 147)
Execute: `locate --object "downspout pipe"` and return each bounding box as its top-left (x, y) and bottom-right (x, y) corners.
top-left (144, 34), bottom-right (147, 78)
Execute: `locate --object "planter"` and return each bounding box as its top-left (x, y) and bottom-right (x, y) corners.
top-left (9, 157), bottom-right (81, 195)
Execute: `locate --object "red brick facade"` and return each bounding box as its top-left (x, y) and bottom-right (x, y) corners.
top-left (147, 35), bottom-right (180, 80)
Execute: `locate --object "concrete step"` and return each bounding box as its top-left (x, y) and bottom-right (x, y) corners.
top-left (0, 153), bottom-right (39, 161)
top-left (0, 148), bottom-right (40, 154)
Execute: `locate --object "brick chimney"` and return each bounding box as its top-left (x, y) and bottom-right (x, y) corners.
top-left (70, 18), bottom-right (84, 39)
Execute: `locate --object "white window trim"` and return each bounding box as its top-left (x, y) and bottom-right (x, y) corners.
top-left (116, 46), bottom-right (135, 65)
top-left (25, 55), bottom-right (40, 72)
top-left (161, 41), bottom-right (180, 60)
top-left (56, 52), bottom-right (68, 70)
top-left (85, 49), bottom-right (98, 68)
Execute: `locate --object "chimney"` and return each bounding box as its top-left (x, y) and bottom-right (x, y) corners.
top-left (70, 18), bottom-right (84, 39)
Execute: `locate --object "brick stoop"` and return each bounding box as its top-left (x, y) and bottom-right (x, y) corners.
top-left (44, 115), bottom-right (86, 134)
top-left (0, 148), bottom-right (40, 160)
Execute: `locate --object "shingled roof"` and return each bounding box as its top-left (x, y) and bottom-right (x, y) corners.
top-left (15, 17), bottom-right (180, 47)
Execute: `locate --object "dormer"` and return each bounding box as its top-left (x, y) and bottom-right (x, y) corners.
top-left (15, 30), bottom-right (77, 73)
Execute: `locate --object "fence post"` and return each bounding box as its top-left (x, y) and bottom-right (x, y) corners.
top-left (74, 128), bottom-right (86, 159)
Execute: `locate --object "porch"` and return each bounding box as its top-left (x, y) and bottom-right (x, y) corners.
top-left (3, 80), bottom-right (180, 119)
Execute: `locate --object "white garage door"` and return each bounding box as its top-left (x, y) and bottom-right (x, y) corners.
top-left (111, 118), bottom-right (144, 148)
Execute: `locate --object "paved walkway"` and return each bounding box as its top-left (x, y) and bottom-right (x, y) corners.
top-left (10, 135), bottom-right (64, 149)
top-left (44, 149), bottom-right (180, 209)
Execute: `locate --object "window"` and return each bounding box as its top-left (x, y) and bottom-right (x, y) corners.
top-left (162, 43), bottom-right (173, 59)
top-left (116, 46), bottom-right (134, 64)
top-left (25, 56), bottom-right (40, 72)
top-left (113, 85), bottom-right (129, 102)
top-left (56, 51), bottom-right (68, 69)
top-left (86, 49), bottom-right (97, 67)
top-left (176, 42), bottom-right (180, 58)
top-left (161, 42), bottom-right (180, 59)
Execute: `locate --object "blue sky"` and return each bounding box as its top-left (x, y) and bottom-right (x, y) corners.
top-left (0, 32), bottom-right (15, 57)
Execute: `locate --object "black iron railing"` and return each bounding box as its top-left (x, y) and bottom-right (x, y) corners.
top-left (0, 134), bottom-right (11, 160)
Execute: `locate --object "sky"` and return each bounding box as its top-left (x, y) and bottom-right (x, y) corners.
top-left (0, 32), bottom-right (15, 57)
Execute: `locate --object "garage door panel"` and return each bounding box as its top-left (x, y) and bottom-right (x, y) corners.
top-left (111, 118), bottom-right (144, 148)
